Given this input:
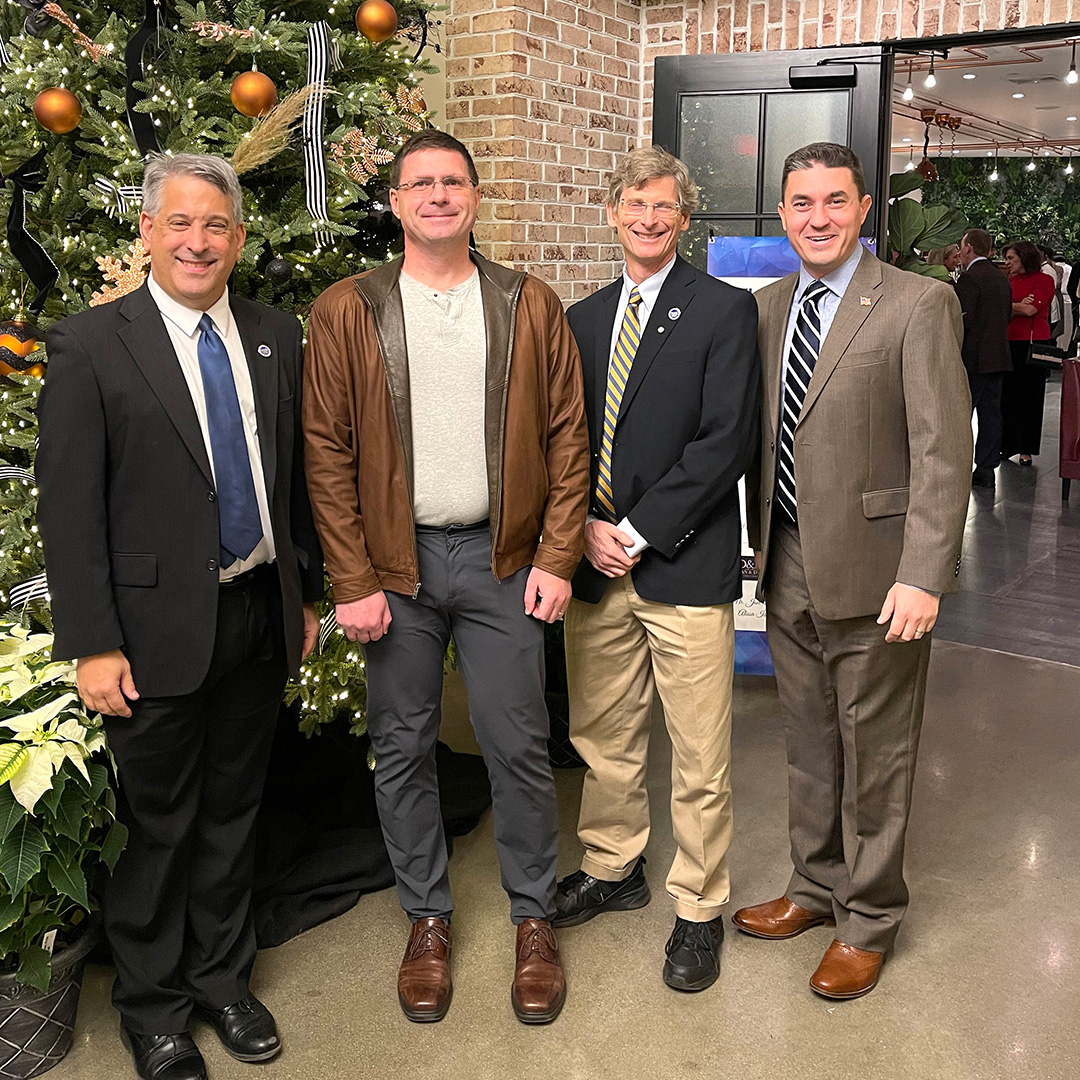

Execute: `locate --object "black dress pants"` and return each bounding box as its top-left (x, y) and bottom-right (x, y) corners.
top-left (103, 565), bottom-right (287, 1035)
top-left (968, 370), bottom-right (1005, 471)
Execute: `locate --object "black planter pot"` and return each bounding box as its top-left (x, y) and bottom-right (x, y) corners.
top-left (0, 914), bottom-right (102, 1079)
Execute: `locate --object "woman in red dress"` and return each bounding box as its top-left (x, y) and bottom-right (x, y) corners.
top-left (1001, 240), bottom-right (1056, 465)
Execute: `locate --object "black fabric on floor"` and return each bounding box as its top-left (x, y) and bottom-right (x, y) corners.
top-left (252, 705), bottom-right (492, 948)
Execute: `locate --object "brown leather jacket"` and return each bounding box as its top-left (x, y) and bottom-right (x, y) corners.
top-left (303, 252), bottom-right (589, 603)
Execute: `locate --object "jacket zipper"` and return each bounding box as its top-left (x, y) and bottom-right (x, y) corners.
top-left (490, 284), bottom-right (523, 583)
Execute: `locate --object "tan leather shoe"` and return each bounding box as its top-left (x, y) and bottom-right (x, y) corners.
top-left (397, 917), bottom-right (452, 1022)
top-left (511, 919), bottom-right (566, 1024)
top-left (732, 896), bottom-right (836, 939)
top-left (809, 940), bottom-right (885, 999)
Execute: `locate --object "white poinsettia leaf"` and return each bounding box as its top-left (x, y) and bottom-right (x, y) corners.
top-left (62, 743), bottom-right (91, 783)
top-left (8, 745), bottom-right (57, 812)
top-left (2, 694), bottom-right (78, 737)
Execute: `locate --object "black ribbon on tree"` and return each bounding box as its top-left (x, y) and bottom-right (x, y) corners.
top-left (125, 0), bottom-right (163, 157)
top-left (16, 0), bottom-right (51, 38)
top-left (0, 148), bottom-right (60, 316)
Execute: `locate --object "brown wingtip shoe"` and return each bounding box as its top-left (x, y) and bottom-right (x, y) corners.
top-left (398, 917), bottom-right (453, 1022)
top-left (511, 919), bottom-right (566, 1024)
top-left (809, 940), bottom-right (885, 1000)
top-left (732, 896), bottom-right (836, 939)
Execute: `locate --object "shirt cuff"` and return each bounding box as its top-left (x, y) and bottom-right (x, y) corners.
top-left (618, 517), bottom-right (650, 557)
top-left (899, 581), bottom-right (941, 599)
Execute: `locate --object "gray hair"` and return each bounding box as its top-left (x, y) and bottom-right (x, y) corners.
top-left (142, 153), bottom-right (244, 223)
top-left (781, 142), bottom-right (866, 201)
top-left (606, 146), bottom-right (700, 215)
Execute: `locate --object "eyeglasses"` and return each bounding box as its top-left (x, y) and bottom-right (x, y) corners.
top-left (393, 176), bottom-right (476, 194)
top-left (619, 198), bottom-right (683, 219)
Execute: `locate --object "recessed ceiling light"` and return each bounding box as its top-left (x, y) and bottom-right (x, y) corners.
top-left (963, 73), bottom-right (977, 80)
top-left (1069, 116), bottom-right (1078, 122)
top-left (902, 137), bottom-right (912, 143)
top-left (1013, 92), bottom-right (1025, 99)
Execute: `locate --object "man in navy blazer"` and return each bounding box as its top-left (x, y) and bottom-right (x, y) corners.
top-left (552, 147), bottom-right (760, 992)
top-left (37, 154), bottom-right (322, 1080)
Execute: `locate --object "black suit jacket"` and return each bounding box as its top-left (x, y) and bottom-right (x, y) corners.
top-left (954, 258), bottom-right (1013, 375)
top-left (566, 255), bottom-right (760, 606)
top-left (36, 283), bottom-right (324, 697)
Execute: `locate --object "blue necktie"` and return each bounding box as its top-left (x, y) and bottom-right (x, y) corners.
top-left (776, 279), bottom-right (830, 525)
top-left (197, 314), bottom-right (262, 567)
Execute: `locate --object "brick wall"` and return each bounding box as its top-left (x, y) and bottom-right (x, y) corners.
top-left (445, 0), bottom-right (1080, 299)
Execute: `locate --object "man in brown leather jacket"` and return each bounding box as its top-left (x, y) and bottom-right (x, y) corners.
top-left (303, 129), bottom-right (589, 1025)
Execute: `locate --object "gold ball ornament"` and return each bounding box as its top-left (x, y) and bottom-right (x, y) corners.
top-left (355, 0), bottom-right (398, 42)
top-left (32, 88), bottom-right (82, 134)
top-left (230, 71), bottom-right (278, 118)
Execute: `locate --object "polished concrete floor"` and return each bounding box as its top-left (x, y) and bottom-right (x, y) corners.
top-left (56, 637), bottom-right (1080, 1080)
top-left (56, 377), bottom-right (1080, 1079)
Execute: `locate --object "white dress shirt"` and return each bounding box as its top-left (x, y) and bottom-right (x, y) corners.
top-left (594, 255), bottom-right (680, 557)
top-left (146, 274), bottom-right (275, 580)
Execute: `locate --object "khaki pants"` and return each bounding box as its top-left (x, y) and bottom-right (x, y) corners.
top-left (564, 573), bottom-right (735, 922)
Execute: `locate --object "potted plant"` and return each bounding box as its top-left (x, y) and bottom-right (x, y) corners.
top-left (0, 620), bottom-right (126, 1078)
top-left (887, 171), bottom-right (969, 281)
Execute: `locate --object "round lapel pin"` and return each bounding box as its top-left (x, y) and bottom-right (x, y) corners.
top-left (258, 344), bottom-right (272, 357)
top-left (668, 307), bottom-right (681, 320)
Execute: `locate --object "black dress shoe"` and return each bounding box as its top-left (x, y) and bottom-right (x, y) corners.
top-left (552, 856), bottom-right (650, 928)
top-left (195, 993), bottom-right (281, 1062)
top-left (972, 467), bottom-right (996, 489)
top-left (120, 1027), bottom-right (207, 1080)
top-left (662, 915), bottom-right (724, 992)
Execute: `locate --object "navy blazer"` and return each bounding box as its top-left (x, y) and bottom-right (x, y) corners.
top-left (566, 255), bottom-right (760, 606)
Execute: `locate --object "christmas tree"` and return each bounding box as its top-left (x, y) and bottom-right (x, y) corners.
top-left (0, 0), bottom-right (436, 734)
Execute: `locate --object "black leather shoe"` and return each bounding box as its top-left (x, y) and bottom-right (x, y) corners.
top-left (552, 856), bottom-right (650, 928)
top-left (120, 1028), bottom-right (207, 1080)
top-left (972, 467), bottom-right (996, 488)
top-left (195, 993), bottom-right (281, 1062)
top-left (662, 915), bottom-right (724, 992)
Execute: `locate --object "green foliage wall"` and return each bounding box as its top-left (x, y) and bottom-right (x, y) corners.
top-left (920, 157), bottom-right (1080, 257)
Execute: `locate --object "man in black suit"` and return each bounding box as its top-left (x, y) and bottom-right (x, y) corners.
top-left (36, 154), bottom-right (322, 1080)
top-left (552, 146), bottom-right (760, 991)
top-left (955, 228), bottom-right (1013, 488)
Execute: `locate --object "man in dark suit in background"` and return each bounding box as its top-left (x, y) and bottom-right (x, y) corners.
top-left (955, 228), bottom-right (1013, 488)
top-left (37, 154), bottom-right (323, 1080)
top-left (552, 146), bottom-right (760, 992)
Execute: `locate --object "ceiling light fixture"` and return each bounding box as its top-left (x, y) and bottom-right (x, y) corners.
top-left (1066, 158), bottom-right (1074, 176)
top-left (963, 73), bottom-right (976, 80)
top-left (1013, 92), bottom-right (1025, 99)
top-left (1026, 151), bottom-right (1036, 171)
top-left (905, 144), bottom-right (915, 172)
top-left (1068, 40), bottom-right (1078, 85)
top-left (925, 56), bottom-right (936, 89)
top-left (903, 60), bottom-right (914, 101)
top-left (1069, 116), bottom-right (1079, 122)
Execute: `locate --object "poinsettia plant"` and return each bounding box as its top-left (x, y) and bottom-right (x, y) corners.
top-left (0, 620), bottom-right (126, 993)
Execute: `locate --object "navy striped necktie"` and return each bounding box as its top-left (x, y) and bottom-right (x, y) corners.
top-left (776, 279), bottom-right (830, 525)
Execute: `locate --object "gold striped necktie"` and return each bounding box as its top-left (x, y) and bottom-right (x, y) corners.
top-left (595, 286), bottom-right (642, 520)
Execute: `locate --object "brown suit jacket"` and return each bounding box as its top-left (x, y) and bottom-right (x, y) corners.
top-left (747, 248), bottom-right (973, 620)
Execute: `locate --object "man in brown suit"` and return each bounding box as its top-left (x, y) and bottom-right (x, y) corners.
top-left (734, 143), bottom-right (972, 999)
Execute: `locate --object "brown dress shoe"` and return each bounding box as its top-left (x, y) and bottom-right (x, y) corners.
top-left (397, 917), bottom-right (452, 1022)
top-left (809, 940), bottom-right (885, 1000)
top-left (732, 896), bottom-right (836, 939)
top-left (511, 919), bottom-right (566, 1024)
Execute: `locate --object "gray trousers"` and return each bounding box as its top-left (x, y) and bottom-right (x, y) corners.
top-left (363, 523), bottom-right (558, 924)
top-left (765, 521), bottom-right (932, 953)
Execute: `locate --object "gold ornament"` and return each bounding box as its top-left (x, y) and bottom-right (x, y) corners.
top-left (0, 318), bottom-right (43, 377)
top-left (32, 87), bottom-right (82, 134)
top-left (356, 0), bottom-right (398, 43)
top-left (90, 239), bottom-right (151, 307)
top-left (230, 71), bottom-right (278, 118)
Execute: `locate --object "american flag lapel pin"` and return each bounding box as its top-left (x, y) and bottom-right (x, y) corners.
top-left (859, 296), bottom-right (872, 306)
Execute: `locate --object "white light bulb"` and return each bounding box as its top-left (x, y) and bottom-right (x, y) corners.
top-left (1066, 163), bottom-right (1074, 175)
top-left (990, 169), bottom-right (999, 181)
top-left (904, 160), bottom-right (915, 172)
top-left (1068, 67), bottom-right (1079, 85)
top-left (903, 84), bottom-right (914, 101)
top-left (925, 72), bottom-right (936, 88)
top-left (1026, 160), bottom-right (1036, 171)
